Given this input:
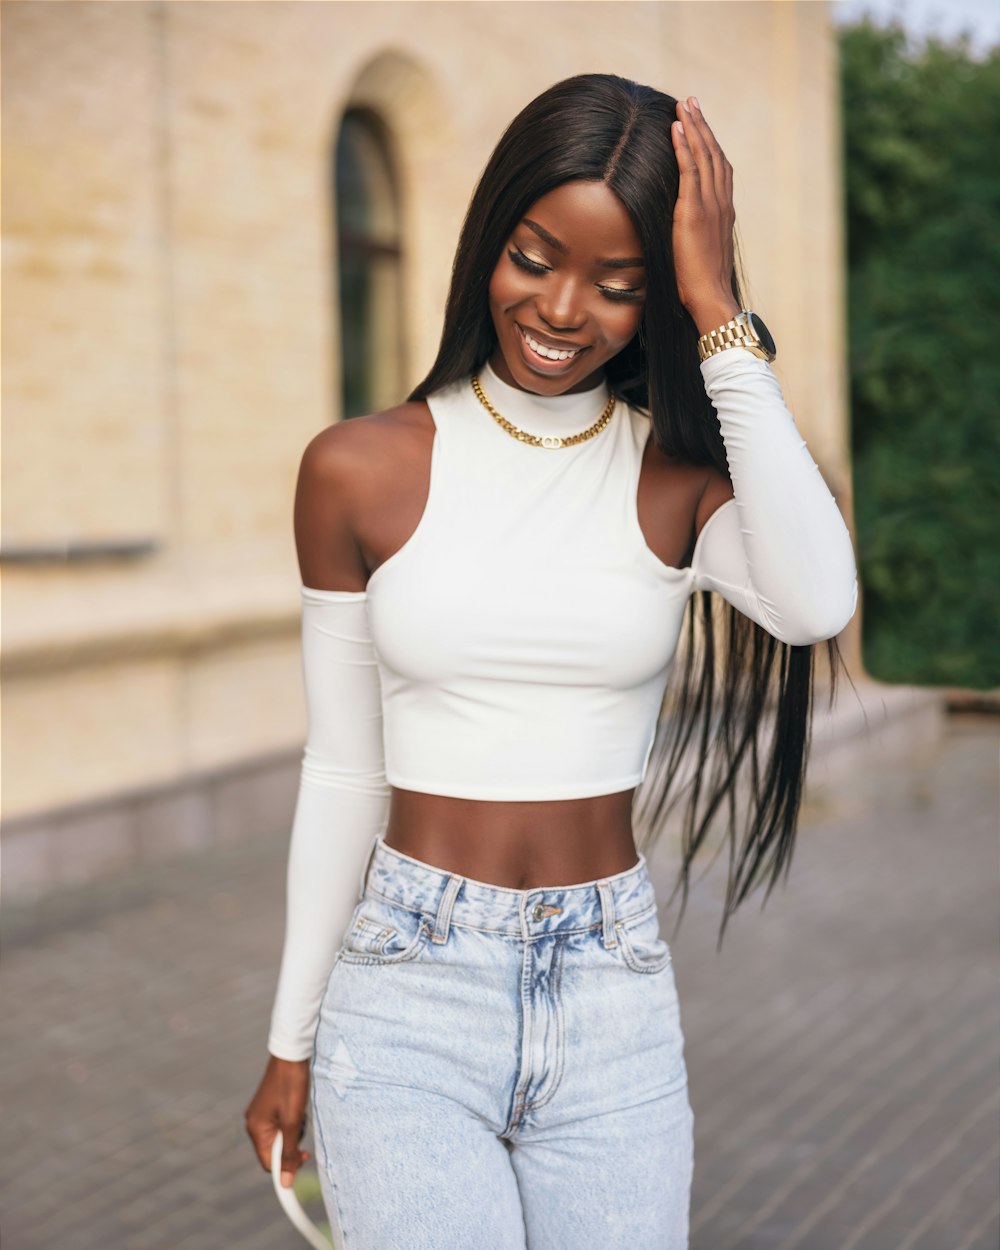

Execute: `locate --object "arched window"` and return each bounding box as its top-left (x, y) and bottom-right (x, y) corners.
top-left (334, 108), bottom-right (405, 420)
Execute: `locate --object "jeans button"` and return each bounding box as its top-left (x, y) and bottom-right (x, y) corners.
top-left (531, 902), bottom-right (545, 922)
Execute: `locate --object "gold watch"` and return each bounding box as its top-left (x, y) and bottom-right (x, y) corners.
top-left (697, 310), bottom-right (777, 363)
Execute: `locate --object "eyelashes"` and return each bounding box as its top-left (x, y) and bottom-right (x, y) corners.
top-left (506, 248), bottom-right (644, 303)
top-left (508, 248), bottom-right (548, 276)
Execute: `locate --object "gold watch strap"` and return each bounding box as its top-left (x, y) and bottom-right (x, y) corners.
top-left (697, 312), bottom-right (765, 363)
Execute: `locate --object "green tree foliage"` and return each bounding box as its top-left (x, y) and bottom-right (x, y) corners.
top-left (838, 19), bottom-right (999, 688)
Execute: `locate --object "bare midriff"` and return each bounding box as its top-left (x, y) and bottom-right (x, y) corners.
top-left (383, 787), bottom-right (640, 889)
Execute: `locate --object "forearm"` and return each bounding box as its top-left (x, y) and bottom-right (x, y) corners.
top-left (267, 778), bottom-right (388, 1061)
top-left (695, 345), bottom-right (858, 645)
top-left (265, 587), bottom-right (389, 1062)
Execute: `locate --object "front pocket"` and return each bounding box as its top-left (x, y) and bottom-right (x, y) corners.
top-left (339, 894), bottom-right (431, 966)
top-left (614, 906), bottom-right (673, 975)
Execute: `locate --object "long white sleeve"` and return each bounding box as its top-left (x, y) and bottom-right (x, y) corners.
top-left (691, 346), bottom-right (859, 646)
top-left (266, 586), bottom-right (389, 1062)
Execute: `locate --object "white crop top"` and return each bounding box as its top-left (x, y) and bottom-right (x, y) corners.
top-left (266, 347), bottom-right (859, 1059)
top-left (370, 359), bottom-right (700, 800)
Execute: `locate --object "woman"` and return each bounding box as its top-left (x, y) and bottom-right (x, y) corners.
top-left (245, 73), bottom-right (857, 1249)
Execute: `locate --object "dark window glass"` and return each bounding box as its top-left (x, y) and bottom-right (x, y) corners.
top-left (334, 110), bottom-right (405, 420)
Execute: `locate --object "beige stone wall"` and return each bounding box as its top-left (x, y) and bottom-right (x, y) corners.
top-left (2, 0), bottom-right (854, 825)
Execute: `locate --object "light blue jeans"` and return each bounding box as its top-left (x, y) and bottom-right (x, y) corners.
top-left (311, 833), bottom-right (694, 1249)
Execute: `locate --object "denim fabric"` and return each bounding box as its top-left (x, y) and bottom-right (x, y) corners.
top-left (311, 833), bottom-right (694, 1249)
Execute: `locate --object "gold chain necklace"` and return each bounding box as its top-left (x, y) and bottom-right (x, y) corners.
top-left (471, 375), bottom-right (617, 450)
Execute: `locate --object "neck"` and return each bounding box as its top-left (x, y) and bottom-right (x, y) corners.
top-left (477, 359), bottom-right (611, 438)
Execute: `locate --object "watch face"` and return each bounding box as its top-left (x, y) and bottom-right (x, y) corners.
top-left (748, 312), bottom-right (776, 358)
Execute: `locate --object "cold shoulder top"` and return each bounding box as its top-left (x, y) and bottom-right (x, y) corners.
top-left (266, 347), bottom-right (859, 1060)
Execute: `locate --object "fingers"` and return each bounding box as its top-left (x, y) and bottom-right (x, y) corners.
top-left (674, 96), bottom-right (733, 214)
top-left (280, 1115), bottom-right (309, 1187)
top-left (245, 1119), bottom-right (310, 1185)
top-left (671, 107), bottom-right (700, 199)
top-left (245, 1114), bottom-right (276, 1173)
top-left (244, 1109), bottom-right (310, 1183)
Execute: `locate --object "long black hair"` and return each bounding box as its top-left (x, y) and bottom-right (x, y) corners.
top-left (408, 72), bottom-right (850, 948)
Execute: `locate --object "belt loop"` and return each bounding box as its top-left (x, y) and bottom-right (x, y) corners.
top-left (432, 873), bottom-right (463, 945)
top-left (597, 880), bottom-right (617, 949)
top-left (358, 833), bottom-right (380, 901)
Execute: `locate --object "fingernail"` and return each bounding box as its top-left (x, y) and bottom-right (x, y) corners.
top-left (682, 99), bottom-right (691, 114)
top-left (281, 1171), bottom-right (294, 1187)
top-left (691, 97), bottom-right (700, 112)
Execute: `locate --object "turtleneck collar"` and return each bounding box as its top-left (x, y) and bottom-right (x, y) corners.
top-left (476, 358), bottom-right (612, 439)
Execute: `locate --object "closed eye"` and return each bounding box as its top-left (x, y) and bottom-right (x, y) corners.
top-left (508, 247), bottom-right (549, 276)
top-left (597, 284), bottom-right (645, 303)
top-left (507, 248), bottom-right (645, 304)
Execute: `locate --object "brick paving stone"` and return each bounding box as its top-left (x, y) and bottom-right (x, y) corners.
top-left (660, 714), bottom-right (999, 1250)
top-left (1, 713), bottom-right (996, 1249)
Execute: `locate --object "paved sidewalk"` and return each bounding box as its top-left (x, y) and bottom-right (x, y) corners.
top-left (2, 713), bottom-right (997, 1250)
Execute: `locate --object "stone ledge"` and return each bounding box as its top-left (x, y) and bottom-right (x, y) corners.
top-left (2, 565), bottom-right (301, 675)
top-left (1, 746), bottom-right (302, 906)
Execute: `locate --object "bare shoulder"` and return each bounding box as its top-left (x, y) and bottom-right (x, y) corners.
top-left (694, 463), bottom-right (736, 537)
top-left (300, 399), bottom-right (433, 491)
top-left (635, 420), bottom-right (736, 566)
top-left (294, 400), bottom-right (433, 590)
top-left (639, 426), bottom-right (724, 501)
top-left (640, 430), bottom-right (707, 484)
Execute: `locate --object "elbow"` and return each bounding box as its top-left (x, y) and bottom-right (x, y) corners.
top-left (772, 575), bottom-right (859, 647)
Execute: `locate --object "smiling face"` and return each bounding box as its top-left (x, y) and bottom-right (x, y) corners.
top-left (487, 179), bottom-right (646, 396)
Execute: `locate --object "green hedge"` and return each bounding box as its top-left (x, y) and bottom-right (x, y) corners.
top-left (838, 19), bottom-right (999, 689)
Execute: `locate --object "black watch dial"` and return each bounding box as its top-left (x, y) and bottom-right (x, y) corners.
top-left (748, 312), bottom-right (777, 359)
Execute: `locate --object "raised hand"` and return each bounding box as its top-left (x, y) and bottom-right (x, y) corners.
top-left (670, 95), bottom-right (740, 334)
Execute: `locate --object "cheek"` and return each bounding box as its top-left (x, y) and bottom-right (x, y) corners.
top-left (489, 261), bottom-right (525, 314)
top-left (602, 304), bottom-right (644, 349)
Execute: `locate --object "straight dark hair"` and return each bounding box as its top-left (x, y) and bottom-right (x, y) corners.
top-left (408, 72), bottom-right (849, 948)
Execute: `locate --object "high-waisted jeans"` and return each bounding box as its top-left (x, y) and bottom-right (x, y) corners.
top-left (311, 833), bottom-right (694, 1249)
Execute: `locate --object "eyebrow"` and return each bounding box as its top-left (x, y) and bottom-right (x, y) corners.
top-left (522, 218), bottom-right (645, 270)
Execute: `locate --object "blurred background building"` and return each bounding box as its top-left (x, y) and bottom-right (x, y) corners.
top-left (3, 0), bottom-right (856, 900)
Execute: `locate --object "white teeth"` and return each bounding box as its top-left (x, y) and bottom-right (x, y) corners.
top-left (522, 328), bottom-right (580, 362)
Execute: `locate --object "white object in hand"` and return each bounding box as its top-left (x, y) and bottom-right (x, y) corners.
top-left (270, 1129), bottom-right (338, 1250)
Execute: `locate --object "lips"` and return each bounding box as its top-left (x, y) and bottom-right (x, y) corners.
top-left (515, 324), bottom-right (590, 370)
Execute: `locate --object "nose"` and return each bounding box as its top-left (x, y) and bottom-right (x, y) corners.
top-left (534, 273), bottom-right (587, 334)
